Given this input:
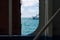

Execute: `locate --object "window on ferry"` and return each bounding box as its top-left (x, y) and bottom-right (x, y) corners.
top-left (21, 0), bottom-right (39, 36)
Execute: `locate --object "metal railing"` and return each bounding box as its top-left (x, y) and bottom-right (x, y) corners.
top-left (33, 8), bottom-right (60, 40)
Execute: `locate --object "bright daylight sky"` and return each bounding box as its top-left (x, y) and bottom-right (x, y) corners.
top-left (21, 0), bottom-right (39, 18)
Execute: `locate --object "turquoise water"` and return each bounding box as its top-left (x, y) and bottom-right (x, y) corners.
top-left (21, 18), bottom-right (39, 36)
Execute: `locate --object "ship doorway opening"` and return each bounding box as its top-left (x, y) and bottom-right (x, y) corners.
top-left (21, 0), bottom-right (39, 36)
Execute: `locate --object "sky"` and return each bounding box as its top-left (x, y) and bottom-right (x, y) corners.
top-left (21, 0), bottom-right (39, 18)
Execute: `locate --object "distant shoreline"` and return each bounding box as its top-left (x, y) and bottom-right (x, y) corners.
top-left (21, 17), bottom-right (32, 18)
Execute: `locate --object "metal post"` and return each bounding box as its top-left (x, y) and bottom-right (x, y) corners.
top-left (9, 0), bottom-right (12, 36)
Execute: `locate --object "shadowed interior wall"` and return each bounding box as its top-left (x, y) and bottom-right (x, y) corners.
top-left (53, 0), bottom-right (60, 35)
top-left (12, 0), bottom-right (21, 35)
top-left (0, 0), bottom-right (9, 35)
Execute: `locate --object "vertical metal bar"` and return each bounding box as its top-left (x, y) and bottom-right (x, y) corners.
top-left (45, 0), bottom-right (49, 37)
top-left (9, 0), bottom-right (12, 36)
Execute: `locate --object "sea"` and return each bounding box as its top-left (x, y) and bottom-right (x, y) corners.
top-left (21, 18), bottom-right (39, 36)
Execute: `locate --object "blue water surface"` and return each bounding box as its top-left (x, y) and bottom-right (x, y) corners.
top-left (21, 18), bottom-right (39, 36)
